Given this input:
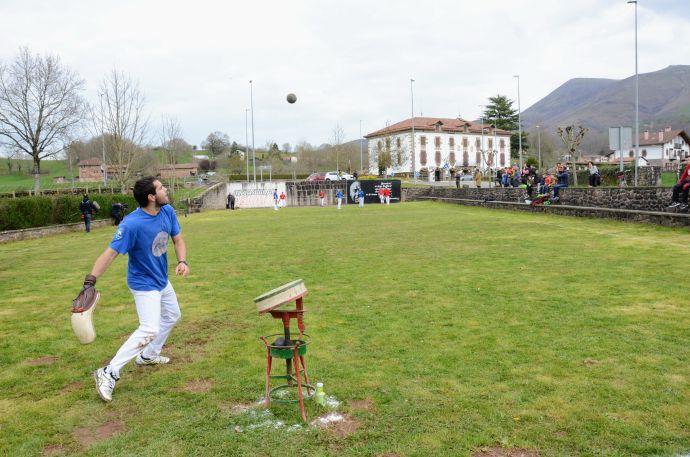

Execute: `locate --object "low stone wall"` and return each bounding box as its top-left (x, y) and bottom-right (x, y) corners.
top-left (0, 219), bottom-right (113, 243)
top-left (419, 196), bottom-right (690, 228)
top-left (403, 186), bottom-right (675, 212)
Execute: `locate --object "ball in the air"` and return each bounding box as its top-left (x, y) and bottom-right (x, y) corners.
top-left (286, 93), bottom-right (297, 104)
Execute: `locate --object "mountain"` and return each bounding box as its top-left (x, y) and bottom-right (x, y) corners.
top-left (522, 65), bottom-right (690, 141)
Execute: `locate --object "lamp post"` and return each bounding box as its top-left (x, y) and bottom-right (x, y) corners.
top-left (249, 80), bottom-right (257, 185)
top-left (410, 78), bottom-right (416, 182)
top-left (513, 75), bottom-right (523, 169)
top-left (628, 0), bottom-right (640, 186)
top-left (479, 104), bottom-right (485, 173)
top-left (245, 108), bottom-right (250, 183)
top-left (359, 120), bottom-right (363, 172)
top-left (536, 124), bottom-right (542, 170)
top-left (98, 93), bottom-right (108, 185)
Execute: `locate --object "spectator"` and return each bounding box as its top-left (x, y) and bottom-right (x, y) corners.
top-left (111, 202), bottom-right (127, 225)
top-left (587, 162), bottom-right (601, 187)
top-left (553, 164), bottom-right (569, 199)
top-left (473, 168), bottom-right (482, 188)
top-left (668, 163), bottom-right (690, 211)
top-left (226, 193), bottom-right (235, 210)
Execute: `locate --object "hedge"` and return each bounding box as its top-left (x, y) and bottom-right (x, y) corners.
top-left (0, 194), bottom-right (138, 231)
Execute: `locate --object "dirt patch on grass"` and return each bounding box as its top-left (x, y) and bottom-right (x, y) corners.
top-left (42, 444), bottom-right (66, 456)
top-left (311, 413), bottom-right (360, 438)
top-left (72, 421), bottom-right (125, 448)
top-left (184, 379), bottom-right (213, 393)
top-left (583, 358), bottom-right (601, 367)
top-left (219, 401), bottom-right (258, 415)
top-left (376, 454), bottom-right (402, 457)
top-left (26, 355), bottom-right (58, 366)
top-left (472, 447), bottom-right (539, 457)
top-left (60, 380), bottom-right (84, 394)
top-left (349, 398), bottom-right (375, 412)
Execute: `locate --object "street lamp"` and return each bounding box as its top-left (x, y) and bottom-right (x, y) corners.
top-left (479, 104), bottom-right (485, 171)
top-left (98, 92), bottom-right (108, 185)
top-left (628, 0), bottom-right (640, 186)
top-left (536, 124), bottom-right (542, 170)
top-left (249, 80), bottom-right (257, 185)
top-left (359, 120), bottom-right (363, 172)
top-left (245, 108), bottom-right (250, 183)
top-left (410, 78), bottom-right (416, 182)
top-left (513, 75), bottom-right (523, 169)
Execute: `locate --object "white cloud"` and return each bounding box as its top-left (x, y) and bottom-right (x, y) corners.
top-left (1, 0), bottom-right (688, 147)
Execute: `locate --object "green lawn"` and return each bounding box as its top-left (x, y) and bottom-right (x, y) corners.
top-left (1, 203), bottom-right (690, 456)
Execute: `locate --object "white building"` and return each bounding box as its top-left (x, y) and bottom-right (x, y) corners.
top-left (606, 127), bottom-right (690, 169)
top-left (365, 117), bottom-right (512, 177)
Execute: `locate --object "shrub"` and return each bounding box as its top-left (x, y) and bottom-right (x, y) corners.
top-left (0, 194), bottom-right (138, 231)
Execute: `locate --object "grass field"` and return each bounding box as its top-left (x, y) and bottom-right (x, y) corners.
top-left (1, 202), bottom-right (690, 456)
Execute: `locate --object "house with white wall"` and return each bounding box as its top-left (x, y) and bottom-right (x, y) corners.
top-left (365, 117), bottom-right (512, 177)
top-left (637, 127), bottom-right (690, 168)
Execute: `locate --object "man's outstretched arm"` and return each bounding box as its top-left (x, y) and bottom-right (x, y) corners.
top-left (90, 247), bottom-right (120, 278)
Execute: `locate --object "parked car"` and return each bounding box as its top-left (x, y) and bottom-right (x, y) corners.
top-left (307, 172), bottom-right (327, 182)
top-left (324, 171), bottom-right (354, 181)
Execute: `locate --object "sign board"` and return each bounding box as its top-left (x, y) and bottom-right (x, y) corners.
top-left (346, 179), bottom-right (401, 204)
top-left (608, 127), bottom-right (633, 151)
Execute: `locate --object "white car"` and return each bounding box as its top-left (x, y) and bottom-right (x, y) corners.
top-left (324, 171), bottom-right (352, 181)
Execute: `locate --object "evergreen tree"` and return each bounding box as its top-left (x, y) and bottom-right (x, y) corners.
top-left (483, 94), bottom-right (528, 159)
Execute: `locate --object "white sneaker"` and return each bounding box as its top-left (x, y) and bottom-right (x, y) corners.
top-left (93, 367), bottom-right (117, 402)
top-left (135, 354), bottom-right (170, 366)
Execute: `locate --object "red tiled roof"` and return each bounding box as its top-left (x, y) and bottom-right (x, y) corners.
top-left (365, 117), bottom-right (512, 138)
top-left (77, 158), bottom-right (102, 166)
top-left (639, 129), bottom-right (689, 146)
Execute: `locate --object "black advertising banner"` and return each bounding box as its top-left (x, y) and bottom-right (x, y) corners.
top-left (345, 179), bottom-right (401, 204)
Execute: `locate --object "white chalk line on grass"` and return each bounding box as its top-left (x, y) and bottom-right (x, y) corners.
top-left (230, 394), bottom-right (343, 433)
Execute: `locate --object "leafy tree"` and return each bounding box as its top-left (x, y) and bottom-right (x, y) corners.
top-left (201, 131), bottom-right (230, 158)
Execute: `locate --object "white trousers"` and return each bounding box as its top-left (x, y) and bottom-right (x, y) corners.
top-left (359, 198), bottom-right (364, 208)
top-left (386, 196), bottom-right (390, 205)
top-left (337, 198), bottom-right (342, 209)
top-left (107, 281), bottom-right (181, 377)
top-left (320, 198), bottom-right (325, 207)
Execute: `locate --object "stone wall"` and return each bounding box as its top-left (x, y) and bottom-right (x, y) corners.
top-left (403, 186), bottom-right (675, 212)
top-left (0, 219), bottom-right (113, 243)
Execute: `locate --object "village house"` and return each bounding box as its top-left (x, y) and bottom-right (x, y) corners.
top-left (365, 117), bottom-right (512, 179)
top-left (158, 163), bottom-right (198, 179)
top-left (607, 127), bottom-right (690, 169)
top-left (77, 158), bottom-right (127, 182)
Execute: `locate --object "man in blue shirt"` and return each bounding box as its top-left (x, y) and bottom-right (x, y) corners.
top-left (85, 177), bottom-right (189, 402)
top-left (336, 189), bottom-right (343, 210)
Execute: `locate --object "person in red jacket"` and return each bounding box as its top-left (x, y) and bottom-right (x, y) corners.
top-left (669, 163), bottom-right (690, 210)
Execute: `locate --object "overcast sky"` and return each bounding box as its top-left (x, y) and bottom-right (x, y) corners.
top-left (1, 0), bottom-right (689, 150)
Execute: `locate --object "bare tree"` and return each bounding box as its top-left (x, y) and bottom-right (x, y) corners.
top-left (160, 115), bottom-right (184, 193)
top-left (0, 47), bottom-right (86, 191)
top-left (331, 124), bottom-right (345, 171)
top-left (94, 69), bottom-right (148, 188)
top-left (556, 125), bottom-right (588, 186)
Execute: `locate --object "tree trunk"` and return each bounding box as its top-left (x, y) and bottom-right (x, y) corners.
top-left (571, 149), bottom-right (578, 187)
top-left (32, 156), bottom-right (41, 193)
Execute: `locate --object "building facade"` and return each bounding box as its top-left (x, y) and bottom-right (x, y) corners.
top-left (637, 128), bottom-right (690, 168)
top-left (365, 117), bottom-right (512, 176)
top-left (159, 163), bottom-right (198, 179)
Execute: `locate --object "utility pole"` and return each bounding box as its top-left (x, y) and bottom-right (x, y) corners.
top-left (359, 120), bottom-right (363, 172)
top-left (99, 93), bottom-right (108, 185)
top-left (249, 80), bottom-right (256, 185)
top-left (410, 78), bottom-right (416, 182)
top-left (536, 124), bottom-right (542, 170)
top-left (628, 0), bottom-right (640, 186)
top-left (513, 75), bottom-right (523, 169)
top-left (245, 108), bottom-right (250, 183)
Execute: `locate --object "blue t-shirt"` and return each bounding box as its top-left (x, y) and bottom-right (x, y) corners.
top-left (336, 190), bottom-right (343, 198)
top-left (109, 205), bottom-right (181, 291)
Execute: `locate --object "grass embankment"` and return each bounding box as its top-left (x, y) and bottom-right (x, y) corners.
top-left (1, 203), bottom-right (690, 456)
